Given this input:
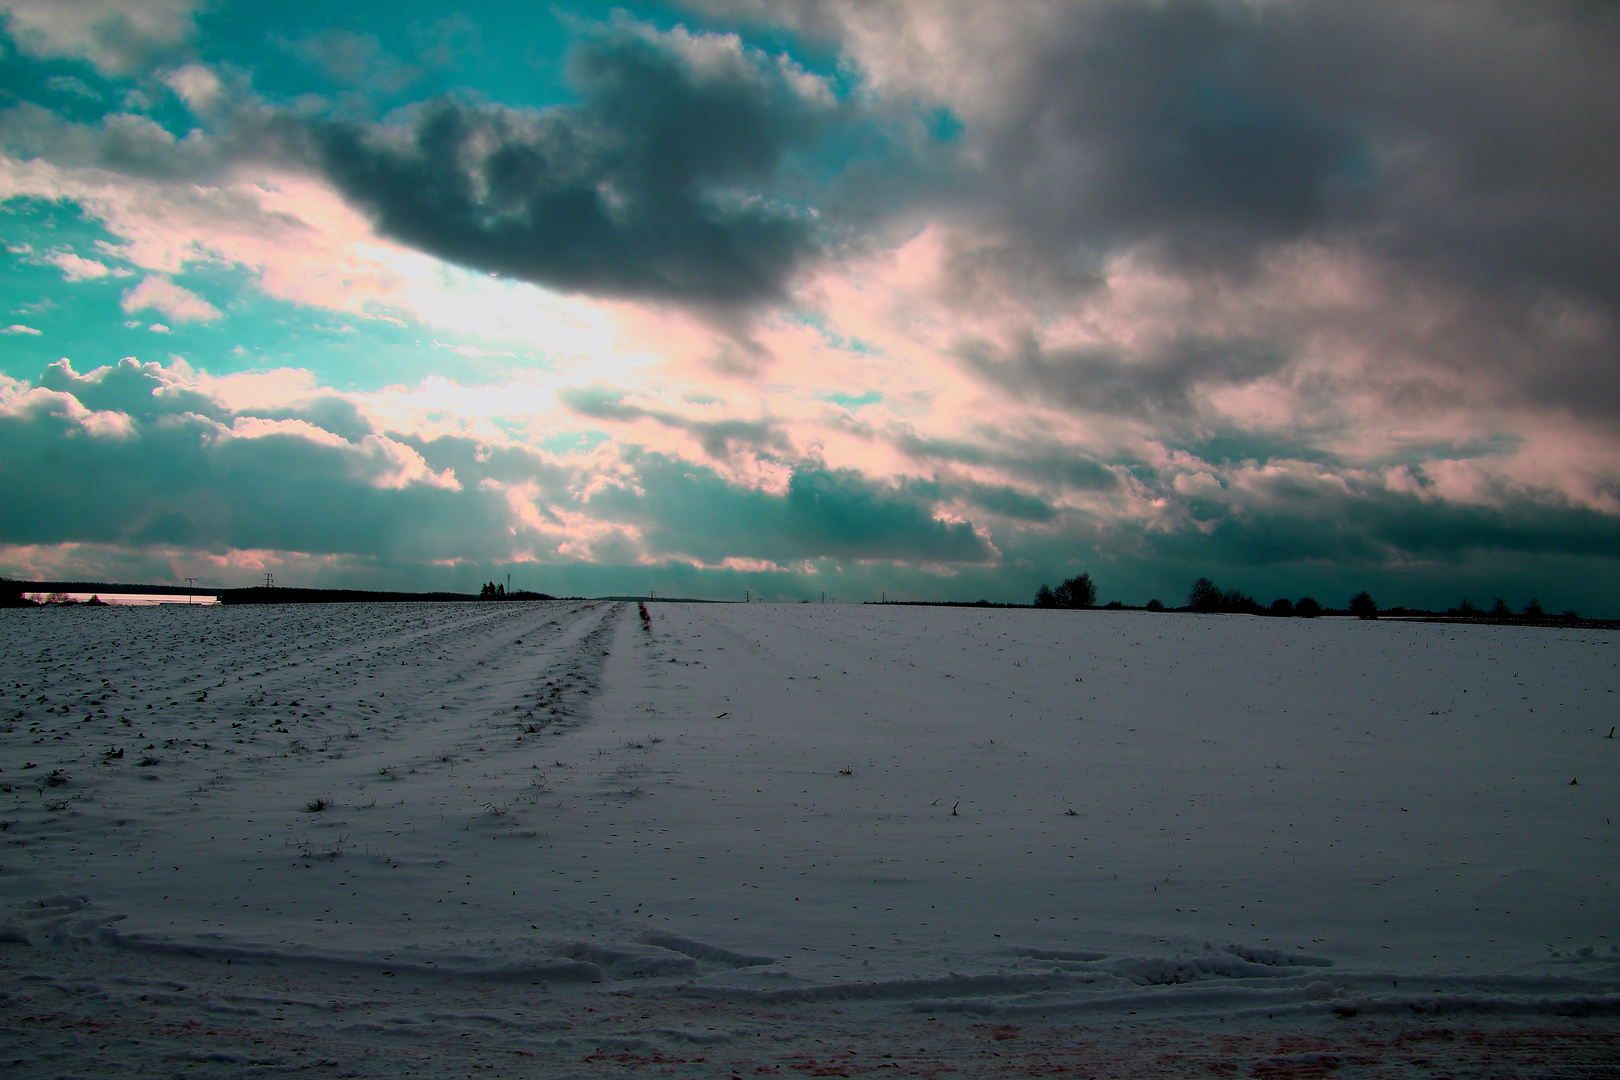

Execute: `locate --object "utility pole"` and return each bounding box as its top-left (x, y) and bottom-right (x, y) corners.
top-left (185, 577), bottom-right (197, 605)
top-left (744, 589), bottom-right (750, 604)
top-left (821, 590), bottom-right (826, 604)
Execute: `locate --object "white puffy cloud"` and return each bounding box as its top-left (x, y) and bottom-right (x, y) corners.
top-left (161, 63), bottom-right (222, 111)
top-left (46, 251), bottom-right (111, 281)
top-left (120, 274), bottom-right (221, 323)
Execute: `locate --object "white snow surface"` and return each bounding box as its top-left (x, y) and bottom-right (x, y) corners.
top-left (2, 601), bottom-right (1617, 1075)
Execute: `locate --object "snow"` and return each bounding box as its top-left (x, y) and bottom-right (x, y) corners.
top-left (46, 593), bottom-right (221, 606)
top-left (2, 601), bottom-right (1617, 1074)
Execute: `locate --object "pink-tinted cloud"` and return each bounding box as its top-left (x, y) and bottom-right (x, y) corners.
top-left (120, 274), bottom-right (220, 322)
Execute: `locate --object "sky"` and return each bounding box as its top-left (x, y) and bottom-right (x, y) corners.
top-left (1, 1), bottom-right (1618, 612)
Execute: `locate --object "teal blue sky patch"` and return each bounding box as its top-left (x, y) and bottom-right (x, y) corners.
top-left (821, 390), bottom-right (880, 409)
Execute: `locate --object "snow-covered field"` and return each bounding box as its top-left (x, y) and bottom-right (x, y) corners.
top-left (2, 600), bottom-right (1617, 1076)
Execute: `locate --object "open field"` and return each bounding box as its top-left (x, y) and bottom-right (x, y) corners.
top-left (1, 601), bottom-right (1617, 1076)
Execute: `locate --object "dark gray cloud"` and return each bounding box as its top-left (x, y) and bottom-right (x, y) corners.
top-left (957, 332), bottom-right (1289, 420)
top-left (559, 383), bottom-right (788, 459)
top-left (899, 477), bottom-right (1055, 523)
top-left (705, 1), bottom-right (1620, 427)
top-left (945, 1), bottom-right (1620, 424)
top-left (586, 450), bottom-right (993, 565)
top-left (973, 2), bottom-right (1362, 274)
top-left (303, 23), bottom-right (837, 309)
top-left (1134, 476), bottom-right (1620, 574)
top-left (1, 363), bottom-right (522, 560)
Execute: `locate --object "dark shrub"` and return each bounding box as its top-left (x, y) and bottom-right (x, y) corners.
top-left (1296, 597), bottom-right (1322, 618)
top-left (1103, 600), bottom-right (1123, 610)
top-left (1188, 578), bottom-right (1262, 613)
top-left (1269, 597), bottom-right (1295, 616)
top-left (1348, 591), bottom-right (1378, 619)
top-left (1145, 598), bottom-right (1165, 612)
top-left (1222, 588), bottom-right (1261, 614)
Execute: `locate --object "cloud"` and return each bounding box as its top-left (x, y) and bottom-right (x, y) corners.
top-left (4, 1), bottom-right (1620, 608)
top-left (3, 352), bottom-right (1619, 608)
top-left (120, 274), bottom-right (221, 322)
top-left (585, 449), bottom-right (995, 565)
top-left (409, 13), bottom-right (481, 70)
top-left (716, 1), bottom-right (1620, 432)
top-left (559, 383), bottom-right (789, 461)
top-left (2, 323), bottom-right (40, 334)
top-left (162, 63), bottom-right (221, 111)
top-left (46, 251), bottom-right (111, 281)
top-left (0, 360), bottom-right (505, 558)
top-left (0, 359), bottom-right (1001, 576)
top-left (282, 29), bottom-right (422, 93)
top-left (957, 332), bottom-right (1290, 420)
top-left (44, 75), bottom-right (100, 100)
top-left (0, 101), bottom-right (236, 183)
top-left (0, 0), bottom-right (200, 75)
top-left (301, 20), bottom-right (838, 310)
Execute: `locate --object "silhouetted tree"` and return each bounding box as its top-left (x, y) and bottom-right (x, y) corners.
top-left (0, 578), bottom-right (35, 608)
top-left (1490, 597), bottom-right (1511, 617)
top-left (1523, 597), bottom-right (1543, 617)
top-left (1222, 588), bottom-right (1261, 613)
top-left (1348, 590), bottom-right (1378, 619)
top-left (1052, 573), bottom-right (1097, 609)
top-left (1145, 598), bottom-right (1165, 612)
top-left (1033, 583), bottom-right (1056, 608)
top-left (1296, 597), bottom-right (1322, 618)
top-left (1269, 597), bottom-right (1295, 616)
top-left (1188, 577), bottom-right (1223, 612)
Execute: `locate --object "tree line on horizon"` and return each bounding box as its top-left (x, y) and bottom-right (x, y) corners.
top-left (478, 581), bottom-right (555, 601)
top-left (0, 574), bottom-right (1590, 620)
top-left (1031, 573), bottom-right (1584, 621)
